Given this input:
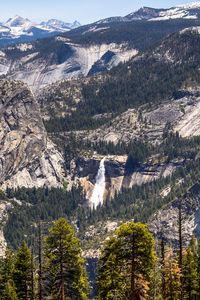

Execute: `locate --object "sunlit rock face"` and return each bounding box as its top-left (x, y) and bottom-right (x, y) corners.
top-left (0, 202), bottom-right (11, 257)
top-left (0, 41), bottom-right (138, 91)
top-left (150, 182), bottom-right (200, 245)
top-left (77, 155), bottom-right (176, 205)
top-left (0, 80), bottom-right (65, 189)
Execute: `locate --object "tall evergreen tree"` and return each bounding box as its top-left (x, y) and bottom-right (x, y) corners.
top-left (178, 198), bottom-right (183, 300)
top-left (97, 222), bottom-right (155, 300)
top-left (2, 279), bottom-right (19, 300)
top-left (0, 249), bottom-right (15, 286)
top-left (0, 248), bottom-right (18, 300)
top-left (182, 244), bottom-right (198, 299)
top-left (44, 218), bottom-right (88, 300)
top-left (162, 248), bottom-right (181, 300)
top-left (38, 220), bottom-right (43, 300)
top-left (197, 239), bottom-right (200, 297)
top-left (161, 239), bottom-right (167, 300)
top-left (13, 241), bottom-right (33, 300)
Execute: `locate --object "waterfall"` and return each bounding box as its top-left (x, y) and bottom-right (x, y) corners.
top-left (89, 157), bottom-right (106, 209)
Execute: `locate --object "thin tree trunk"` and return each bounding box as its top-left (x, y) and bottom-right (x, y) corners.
top-left (179, 199), bottom-right (183, 269)
top-left (161, 238), bottom-right (166, 300)
top-left (25, 278), bottom-right (28, 300)
top-left (31, 248), bottom-right (35, 300)
top-left (59, 235), bottom-right (65, 300)
top-left (130, 233), bottom-right (137, 300)
top-left (169, 252), bottom-right (173, 300)
top-left (179, 198), bottom-right (183, 300)
top-left (38, 220), bottom-right (43, 300)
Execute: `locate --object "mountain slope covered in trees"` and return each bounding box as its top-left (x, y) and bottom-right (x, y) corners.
top-left (1, 5), bottom-right (200, 299)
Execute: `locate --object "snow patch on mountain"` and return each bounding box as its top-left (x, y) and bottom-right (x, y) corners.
top-left (96, 1), bottom-right (200, 24)
top-left (144, 1), bottom-right (200, 21)
top-left (0, 51), bottom-right (5, 57)
top-left (181, 26), bottom-right (200, 34)
top-left (15, 43), bottom-right (33, 51)
top-left (82, 26), bottom-right (110, 35)
top-left (177, 1), bottom-right (200, 9)
top-left (0, 15), bottom-right (81, 45)
top-left (41, 19), bottom-right (81, 32)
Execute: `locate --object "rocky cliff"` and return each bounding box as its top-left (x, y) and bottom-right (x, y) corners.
top-left (0, 80), bottom-right (65, 189)
top-left (76, 155), bottom-right (176, 203)
top-left (0, 41), bottom-right (137, 91)
top-left (150, 182), bottom-right (200, 245)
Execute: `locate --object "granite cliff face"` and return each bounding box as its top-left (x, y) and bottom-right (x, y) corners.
top-left (150, 182), bottom-right (200, 245)
top-left (0, 41), bottom-right (138, 91)
top-left (0, 80), bottom-right (65, 189)
top-left (76, 155), bottom-right (176, 202)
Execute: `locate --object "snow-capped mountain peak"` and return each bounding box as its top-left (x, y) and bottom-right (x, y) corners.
top-left (5, 15), bottom-right (32, 27)
top-left (0, 16), bottom-right (81, 45)
top-left (40, 19), bottom-right (81, 31)
top-left (176, 1), bottom-right (200, 9)
top-left (71, 20), bottom-right (81, 28)
top-left (126, 1), bottom-right (200, 21)
top-left (95, 1), bottom-right (200, 24)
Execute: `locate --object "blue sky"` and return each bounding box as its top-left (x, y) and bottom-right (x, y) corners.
top-left (1, 0), bottom-right (197, 24)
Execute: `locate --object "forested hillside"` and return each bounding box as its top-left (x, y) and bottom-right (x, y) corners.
top-left (1, 2), bottom-right (200, 299)
top-left (45, 29), bottom-right (200, 133)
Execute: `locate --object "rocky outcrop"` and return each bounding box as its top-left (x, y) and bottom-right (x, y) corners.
top-left (72, 89), bottom-right (200, 145)
top-left (1, 140), bottom-right (65, 189)
top-left (0, 80), bottom-right (65, 189)
top-left (150, 182), bottom-right (200, 245)
top-left (0, 201), bottom-right (12, 257)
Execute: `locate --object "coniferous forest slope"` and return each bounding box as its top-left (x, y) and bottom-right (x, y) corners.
top-left (44, 28), bottom-right (200, 133)
top-left (1, 2), bottom-right (200, 298)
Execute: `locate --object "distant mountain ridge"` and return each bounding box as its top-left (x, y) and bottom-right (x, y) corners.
top-left (96, 1), bottom-right (200, 24)
top-left (0, 15), bottom-right (81, 47)
top-left (0, 2), bottom-right (200, 47)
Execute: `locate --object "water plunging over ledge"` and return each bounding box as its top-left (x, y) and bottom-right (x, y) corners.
top-left (89, 157), bottom-right (106, 209)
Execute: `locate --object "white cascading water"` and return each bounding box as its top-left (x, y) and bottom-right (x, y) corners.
top-left (89, 157), bottom-right (106, 209)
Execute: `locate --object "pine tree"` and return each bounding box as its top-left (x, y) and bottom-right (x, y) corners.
top-left (97, 237), bottom-right (125, 299)
top-left (182, 245), bottom-right (198, 299)
top-left (161, 239), bottom-right (167, 299)
top-left (163, 248), bottom-right (181, 300)
top-left (44, 218), bottom-right (89, 300)
top-left (0, 248), bottom-right (18, 300)
top-left (97, 222), bottom-right (156, 300)
top-left (0, 248), bottom-right (15, 286)
top-left (2, 279), bottom-right (18, 300)
top-left (197, 239), bottom-right (200, 297)
top-left (146, 241), bottom-right (162, 300)
top-left (38, 220), bottom-right (43, 300)
top-left (178, 198), bottom-right (184, 300)
top-left (13, 241), bottom-right (33, 300)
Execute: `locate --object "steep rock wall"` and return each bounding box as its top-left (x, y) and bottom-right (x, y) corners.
top-left (0, 80), bottom-right (65, 189)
